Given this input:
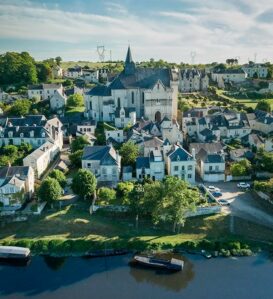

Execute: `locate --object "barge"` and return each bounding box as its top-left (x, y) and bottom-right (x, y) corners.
top-left (131, 255), bottom-right (184, 272)
top-left (0, 246), bottom-right (31, 263)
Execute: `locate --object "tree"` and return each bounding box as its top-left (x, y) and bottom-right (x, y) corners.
top-left (230, 159), bottom-right (252, 177)
top-left (69, 150), bottom-right (83, 168)
top-left (48, 169), bottom-right (66, 188)
top-left (0, 52), bottom-right (37, 85)
top-left (71, 136), bottom-right (89, 153)
top-left (71, 169), bottom-right (97, 200)
top-left (98, 187), bottom-right (116, 204)
top-left (256, 149), bottom-right (273, 173)
top-left (38, 177), bottom-right (62, 205)
top-left (119, 141), bottom-right (139, 167)
top-left (151, 177), bottom-right (199, 232)
top-left (63, 79), bottom-right (73, 87)
top-left (8, 99), bottom-right (31, 116)
top-left (55, 56), bottom-right (62, 66)
top-left (67, 94), bottom-right (84, 107)
top-left (116, 181), bottom-right (134, 204)
top-left (36, 62), bottom-right (52, 82)
top-left (128, 183), bottom-right (144, 229)
top-left (256, 100), bottom-right (271, 112)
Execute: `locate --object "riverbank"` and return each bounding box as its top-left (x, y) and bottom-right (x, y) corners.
top-left (1, 203), bottom-right (273, 257)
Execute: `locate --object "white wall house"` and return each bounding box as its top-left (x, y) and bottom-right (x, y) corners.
top-left (28, 83), bottom-right (63, 101)
top-left (211, 69), bottom-right (247, 86)
top-left (160, 117), bottom-right (183, 144)
top-left (50, 90), bottom-right (67, 112)
top-left (242, 63), bottom-right (268, 78)
top-left (105, 129), bottom-right (124, 144)
top-left (0, 166), bottom-right (34, 209)
top-left (23, 141), bottom-right (59, 178)
top-left (82, 145), bottom-right (121, 186)
top-left (200, 153), bottom-right (225, 182)
top-left (136, 150), bottom-right (165, 181)
top-left (52, 66), bottom-right (63, 78)
top-left (179, 69), bottom-right (209, 92)
top-left (167, 145), bottom-right (196, 184)
top-left (82, 69), bottom-right (99, 83)
top-left (64, 66), bottom-right (83, 78)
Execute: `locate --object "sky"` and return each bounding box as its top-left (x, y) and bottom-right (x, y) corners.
top-left (0, 0), bottom-right (273, 63)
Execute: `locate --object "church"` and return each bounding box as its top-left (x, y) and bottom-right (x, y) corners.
top-left (84, 47), bottom-right (179, 128)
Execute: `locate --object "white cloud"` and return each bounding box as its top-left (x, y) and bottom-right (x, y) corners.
top-left (0, 0), bottom-right (272, 62)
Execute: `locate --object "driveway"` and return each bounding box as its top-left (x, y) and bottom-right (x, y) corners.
top-left (207, 182), bottom-right (273, 228)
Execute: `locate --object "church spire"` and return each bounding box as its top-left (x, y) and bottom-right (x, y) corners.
top-left (124, 46), bottom-right (135, 75)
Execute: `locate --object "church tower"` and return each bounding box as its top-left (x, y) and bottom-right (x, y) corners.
top-left (124, 46), bottom-right (136, 75)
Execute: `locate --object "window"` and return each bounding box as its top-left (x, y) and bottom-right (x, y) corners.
top-left (142, 92), bottom-right (145, 104)
top-left (174, 166), bottom-right (179, 171)
top-left (87, 163), bottom-right (91, 168)
top-left (182, 165), bottom-right (185, 171)
top-left (215, 165), bottom-right (219, 171)
top-left (117, 97), bottom-right (120, 107)
top-left (188, 165), bottom-right (192, 171)
top-left (188, 174), bottom-right (192, 179)
top-left (131, 91), bottom-right (134, 104)
top-left (209, 166), bottom-right (213, 171)
top-left (157, 83), bottom-right (160, 89)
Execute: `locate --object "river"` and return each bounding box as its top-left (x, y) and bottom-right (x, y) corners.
top-left (0, 254), bottom-right (273, 299)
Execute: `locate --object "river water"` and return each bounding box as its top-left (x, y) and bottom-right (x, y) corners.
top-left (0, 254), bottom-right (273, 299)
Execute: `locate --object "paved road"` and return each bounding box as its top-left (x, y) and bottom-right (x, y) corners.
top-left (208, 182), bottom-right (273, 228)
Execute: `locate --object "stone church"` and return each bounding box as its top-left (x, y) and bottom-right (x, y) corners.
top-left (84, 47), bottom-right (178, 128)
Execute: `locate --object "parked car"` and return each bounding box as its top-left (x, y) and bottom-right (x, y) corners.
top-left (237, 182), bottom-right (250, 189)
top-left (218, 199), bottom-right (230, 206)
top-left (212, 191), bottom-right (222, 197)
top-left (208, 186), bottom-right (221, 192)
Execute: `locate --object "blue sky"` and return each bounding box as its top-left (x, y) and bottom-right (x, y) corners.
top-left (0, 0), bottom-right (272, 63)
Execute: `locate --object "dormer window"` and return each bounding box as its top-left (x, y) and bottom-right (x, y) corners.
top-left (30, 130), bottom-right (34, 138)
top-left (20, 133), bottom-right (24, 138)
top-left (41, 132), bottom-right (45, 138)
top-left (157, 83), bottom-right (160, 89)
top-left (8, 131), bottom-right (13, 138)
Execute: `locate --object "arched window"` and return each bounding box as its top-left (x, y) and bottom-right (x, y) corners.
top-left (117, 97), bottom-right (120, 107)
top-left (131, 92), bottom-right (134, 104)
top-left (142, 92), bottom-right (145, 104)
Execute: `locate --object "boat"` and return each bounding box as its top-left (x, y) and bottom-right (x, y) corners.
top-left (201, 250), bottom-right (212, 259)
top-left (130, 255), bottom-right (184, 271)
top-left (0, 246), bottom-right (31, 262)
top-left (85, 249), bottom-right (129, 258)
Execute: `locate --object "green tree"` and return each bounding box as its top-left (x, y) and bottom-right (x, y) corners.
top-left (71, 136), bottom-right (89, 153)
top-left (55, 56), bottom-right (62, 66)
top-left (38, 177), bottom-right (62, 205)
top-left (116, 181), bottom-right (134, 203)
top-left (256, 149), bottom-right (273, 173)
top-left (119, 141), bottom-right (139, 167)
top-left (8, 99), bottom-right (31, 116)
top-left (67, 94), bottom-right (84, 107)
top-left (230, 159), bottom-right (252, 177)
top-left (69, 150), bottom-right (83, 168)
top-left (18, 142), bottom-right (33, 155)
top-left (0, 155), bottom-right (11, 166)
top-left (255, 100), bottom-right (271, 112)
top-left (151, 177), bottom-right (199, 232)
top-left (71, 169), bottom-right (97, 200)
top-left (36, 62), bottom-right (52, 82)
top-left (48, 169), bottom-right (66, 188)
top-left (98, 187), bottom-right (116, 204)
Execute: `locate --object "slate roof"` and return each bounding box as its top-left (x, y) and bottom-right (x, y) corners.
top-left (0, 166), bottom-right (31, 179)
top-left (136, 157), bottom-right (150, 169)
top-left (180, 68), bottom-right (206, 79)
top-left (190, 142), bottom-right (224, 157)
top-left (5, 115), bottom-right (47, 127)
top-left (204, 154), bottom-right (224, 163)
top-left (82, 146), bottom-right (119, 166)
top-left (213, 68), bottom-right (245, 74)
top-left (28, 83), bottom-right (62, 90)
top-left (87, 85), bottom-right (111, 96)
top-left (230, 148), bottom-right (254, 160)
top-left (168, 146), bottom-right (193, 162)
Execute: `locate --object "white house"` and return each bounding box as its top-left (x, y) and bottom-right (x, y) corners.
top-left (166, 145), bottom-right (196, 184)
top-left (136, 149), bottom-right (165, 181)
top-left (199, 153), bottom-right (225, 182)
top-left (160, 116), bottom-right (183, 144)
top-left (82, 145), bottom-right (121, 186)
top-left (52, 65), bottom-right (63, 78)
top-left (0, 166), bottom-right (34, 209)
top-left (23, 141), bottom-right (59, 178)
top-left (82, 69), bottom-right (99, 83)
top-left (64, 66), bottom-right (83, 78)
top-left (84, 47), bottom-right (178, 126)
top-left (0, 115), bottom-right (63, 150)
top-left (105, 129), bottom-right (124, 144)
top-left (179, 69), bottom-right (209, 92)
top-left (211, 69), bottom-right (247, 86)
top-left (50, 90), bottom-right (67, 112)
top-left (28, 83), bottom-right (63, 101)
top-left (242, 63), bottom-right (268, 78)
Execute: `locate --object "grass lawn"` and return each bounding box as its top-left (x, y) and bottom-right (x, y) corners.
top-left (1, 202), bottom-right (273, 248)
top-left (65, 106), bottom-right (85, 115)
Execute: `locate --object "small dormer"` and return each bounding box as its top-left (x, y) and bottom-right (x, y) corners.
top-left (8, 131), bottom-right (13, 138)
top-left (20, 133), bottom-right (24, 138)
top-left (41, 132), bottom-right (46, 138)
top-left (30, 130), bottom-right (34, 138)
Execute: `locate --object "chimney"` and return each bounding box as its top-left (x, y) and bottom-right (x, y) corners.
top-left (191, 148), bottom-right (196, 159)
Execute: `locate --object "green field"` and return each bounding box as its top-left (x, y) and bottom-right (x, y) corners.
top-left (1, 203), bottom-right (273, 249)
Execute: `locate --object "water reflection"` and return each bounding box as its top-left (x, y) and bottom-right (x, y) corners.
top-left (43, 256), bottom-right (66, 271)
top-left (129, 255), bottom-right (195, 292)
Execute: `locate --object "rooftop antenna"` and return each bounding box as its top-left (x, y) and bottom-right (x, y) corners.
top-left (190, 51), bottom-right (196, 65)
top-left (97, 45), bottom-right (106, 62)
